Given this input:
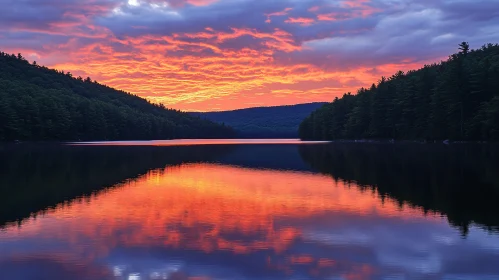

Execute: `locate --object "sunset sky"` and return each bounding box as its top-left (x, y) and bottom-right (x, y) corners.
top-left (1, 0), bottom-right (498, 111)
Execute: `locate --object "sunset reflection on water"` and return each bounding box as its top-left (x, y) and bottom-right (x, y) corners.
top-left (1, 163), bottom-right (498, 280)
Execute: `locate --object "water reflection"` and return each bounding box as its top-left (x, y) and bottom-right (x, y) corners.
top-left (1, 142), bottom-right (499, 279)
top-left (2, 161), bottom-right (499, 279)
top-left (299, 143), bottom-right (499, 234)
top-left (69, 139), bottom-right (328, 146)
top-left (0, 144), bottom-right (234, 227)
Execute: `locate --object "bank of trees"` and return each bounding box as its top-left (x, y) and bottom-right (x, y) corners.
top-left (299, 43), bottom-right (499, 141)
top-left (0, 52), bottom-right (234, 141)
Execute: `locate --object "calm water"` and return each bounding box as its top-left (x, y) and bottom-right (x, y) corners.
top-left (1, 140), bottom-right (499, 280)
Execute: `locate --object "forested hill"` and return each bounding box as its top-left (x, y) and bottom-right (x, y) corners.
top-left (191, 102), bottom-right (327, 138)
top-left (0, 52), bottom-right (234, 141)
top-left (299, 43), bottom-right (499, 141)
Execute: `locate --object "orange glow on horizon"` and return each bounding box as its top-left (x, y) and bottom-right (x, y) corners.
top-left (69, 139), bottom-right (329, 146)
top-left (49, 53), bottom-right (429, 111)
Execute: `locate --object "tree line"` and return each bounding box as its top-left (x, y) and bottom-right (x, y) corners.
top-left (299, 43), bottom-right (499, 141)
top-left (0, 52), bottom-right (235, 141)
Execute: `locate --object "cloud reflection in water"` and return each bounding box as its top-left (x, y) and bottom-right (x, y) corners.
top-left (1, 163), bottom-right (498, 280)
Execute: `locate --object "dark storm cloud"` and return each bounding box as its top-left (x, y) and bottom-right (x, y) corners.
top-left (302, 0), bottom-right (499, 69)
top-left (2, 0), bottom-right (497, 66)
top-left (0, 0), bottom-right (119, 29)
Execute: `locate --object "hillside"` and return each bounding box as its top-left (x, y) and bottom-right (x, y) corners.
top-left (299, 43), bottom-right (499, 141)
top-left (191, 102), bottom-right (327, 138)
top-left (0, 52), bottom-right (234, 141)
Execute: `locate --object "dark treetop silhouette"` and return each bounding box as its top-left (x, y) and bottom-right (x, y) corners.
top-left (299, 43), bottom-right (499, 141)
top-left (0, 52), bottom-right (235, 141)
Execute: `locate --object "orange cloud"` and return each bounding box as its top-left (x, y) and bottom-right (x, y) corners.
top-left (340, 0), bottom-right (381, 18)
top-left (265, 7), bottom-right (293, 23)
top-left (308, 6), bottom-right (320, 12)
top-left (285, 17), bottom-right (316, 26)
top-left (317, 12), bottom-right (343, 21)
top-left (187, 0), bottom-right (219, 6)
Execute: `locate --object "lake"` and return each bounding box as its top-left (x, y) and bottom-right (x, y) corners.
top-left (1, 140), bottom-right (499, 280)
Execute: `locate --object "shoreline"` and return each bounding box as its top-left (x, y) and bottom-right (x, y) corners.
top-left (0, 138), bottom-right (495, 145)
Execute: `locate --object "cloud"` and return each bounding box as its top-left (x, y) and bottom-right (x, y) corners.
top-left (285, 17), bottom-right (316, 26)
top-left (0, 0), bottom-right (498, 111)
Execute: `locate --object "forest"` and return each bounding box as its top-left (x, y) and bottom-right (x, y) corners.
top-left (0, 52), bottom-right (234, 141)
top-left (299, 43), bottom-right (499, 141)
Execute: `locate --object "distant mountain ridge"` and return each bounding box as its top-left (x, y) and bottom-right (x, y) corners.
top-left (190, 102), bottom-right (327, 138)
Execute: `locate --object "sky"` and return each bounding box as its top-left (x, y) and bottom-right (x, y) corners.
top-left (1, 0), bottom-right (499, 111)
